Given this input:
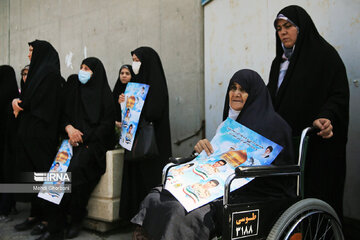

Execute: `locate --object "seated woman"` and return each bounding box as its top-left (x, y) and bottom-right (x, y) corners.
top-left (131, 69), bottom-right (294, 240)
top-left (39, 57), bottom-right (115, 240)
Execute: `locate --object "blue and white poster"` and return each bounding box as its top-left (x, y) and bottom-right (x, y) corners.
top-left (37, 140), bottom-right (73, 205)
top-left (119, 82), bottom-right (150, 151)
top-left (165, 118), bottom-right (283, 212)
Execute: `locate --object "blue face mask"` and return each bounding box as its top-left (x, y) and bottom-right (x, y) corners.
top-left (78, 70), bottom-right (92, 84)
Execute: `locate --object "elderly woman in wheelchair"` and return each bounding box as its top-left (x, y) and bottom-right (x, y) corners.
top-left (131, 69), bottom-right (343, 240)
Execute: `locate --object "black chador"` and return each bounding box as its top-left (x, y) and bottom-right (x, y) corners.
top-left (0, 65), bottom-right (19, 183)
top-left (44, 57), bottom-right (115, 237)
top-left (119, 47), bottom-right (172, 221)
top-left (16, 40), bottom-right (64, 195)
top-left (0, 65), bottom-right (19, 217)
top-left (267, 5), bottom-right (349, 219)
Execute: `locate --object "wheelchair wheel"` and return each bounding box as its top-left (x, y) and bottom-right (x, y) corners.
top-left (267, 198), bottom-right (344, 240)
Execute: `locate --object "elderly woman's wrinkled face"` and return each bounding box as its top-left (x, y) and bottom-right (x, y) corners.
top-left (276, 19), bottom-right (298, 48)
top-left (229, 82), bottom-right (248, 111)
top-left (120, 68), bottom-right (131, 84)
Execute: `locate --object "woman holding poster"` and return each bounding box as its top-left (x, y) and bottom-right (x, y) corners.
top-left (131, 69), bottom-right (294, 240)
top-left (39, 57), bottom-right (115, 239)
top-left (119, 47), bottom-right (172, 222)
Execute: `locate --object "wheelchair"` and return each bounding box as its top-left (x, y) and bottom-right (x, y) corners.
top-left (163, 127), bottom-right (344, 240)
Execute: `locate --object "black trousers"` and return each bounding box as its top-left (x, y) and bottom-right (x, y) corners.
top-left (0, 193), bottom-right (15, 216)
top-left (44, 178), bottom-right (100, 233)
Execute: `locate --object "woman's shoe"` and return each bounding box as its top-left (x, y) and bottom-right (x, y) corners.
top-left (66, 222), bottom-right (82, 239)
top-left (14, 217), bottom-right (38, 231)
top-left (31, 222), bottom-right (48, 235)
top-left (35, 231), bottom-right (64, 240)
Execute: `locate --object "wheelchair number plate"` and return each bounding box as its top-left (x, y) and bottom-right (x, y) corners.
top-left (231, 209), bottom-right (259, 239)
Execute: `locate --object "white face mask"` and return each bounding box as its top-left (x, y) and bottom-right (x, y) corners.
top-left (132, 61), bottom-right (141, 75)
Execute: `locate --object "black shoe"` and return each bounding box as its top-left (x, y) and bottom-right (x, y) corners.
top-left (31, 223), bottom-right (48, 235)
top-left (66, 222), bottom-right (82, 239)
top-left (14, 217), bottom-right (38, 231)
top-left (36, 231), bottom-right (64, 240)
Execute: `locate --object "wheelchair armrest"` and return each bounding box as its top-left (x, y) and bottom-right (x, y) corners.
top-left (224, 165), bottom-right (300, 206)
top-left (235, 165), bottom-right (301, 178)
top-left (168, 155), bottom-right (197, 164)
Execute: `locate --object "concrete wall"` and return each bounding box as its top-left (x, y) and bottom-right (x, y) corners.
top-left (0, 0), bottom-right (204, 156)
top-left (204, 0), bottom-right (360, 220)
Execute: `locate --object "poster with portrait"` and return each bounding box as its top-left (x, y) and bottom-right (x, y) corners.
top-left (119, 82), bottom-right (150, 151)
top-left (165, 118), bottom-right (283, 212)
top-left (37, 140), bottom-right (73, 205)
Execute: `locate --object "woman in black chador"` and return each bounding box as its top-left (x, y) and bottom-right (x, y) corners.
top-left (0, 65), bottom-right (19, 222)
top-left (12, 40), bottom-right (64, 234)
top-left (39, 57), bottom-right (115, 240)
top-left (131, 69), bottom-right (294, 240)
top-left (112, 64), bottom-right (134, 128)
top-left (119, 47), bottom-right (172, 222)
top-left (267, 5), bottom-right (349, 220)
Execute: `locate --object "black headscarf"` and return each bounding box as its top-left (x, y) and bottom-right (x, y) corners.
top-left (21, 40), bottom-right (60, 102)
top-left (80, 57), bottom-right (112, 124)
top-left (131, 47), bottom-right (167, 85)
top-left (130, 47), bottom-right (169, 121)
top-left (17, 40), bottom-right (62, 123)
top-left (130, 47), bottom-right (168, 85)
top-left (112, 64), bottom-right (134, 121)
top-left (224, 69), bottom-right (295, 199)
top-left (268, 5), bottom-right (349, 138)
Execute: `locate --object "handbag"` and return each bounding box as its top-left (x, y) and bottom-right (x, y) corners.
top-left (125, 119), bottom-right (159, 161)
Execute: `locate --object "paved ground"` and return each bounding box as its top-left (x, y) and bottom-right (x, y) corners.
top-left (0, 203), bottom-right (133, 240)
top-left (2, 202), bottom-right (359, 240)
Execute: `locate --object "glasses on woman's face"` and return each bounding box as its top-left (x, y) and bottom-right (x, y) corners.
top-left (21, 73), bottom-right (27, 76)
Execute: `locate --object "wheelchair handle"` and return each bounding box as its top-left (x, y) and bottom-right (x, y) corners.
top-left (297, 126), bottom-right (318, 166)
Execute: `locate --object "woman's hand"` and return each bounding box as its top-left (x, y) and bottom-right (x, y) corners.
top-left (12, 98), bottom-right (24, 118)
top-left (194, 139), bottom-right (214, 156)
top-left (65, 124), bottom-right (84, 146)
top-left (118, 93), bottom-right (125, 104)
top-left (115, 121), bottom-right (122, 128)
top-left (313, 118), bottom-right (333, 139)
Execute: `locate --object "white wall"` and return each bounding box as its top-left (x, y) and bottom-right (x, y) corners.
top-left (204, 0), bottom-right (360, 220)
